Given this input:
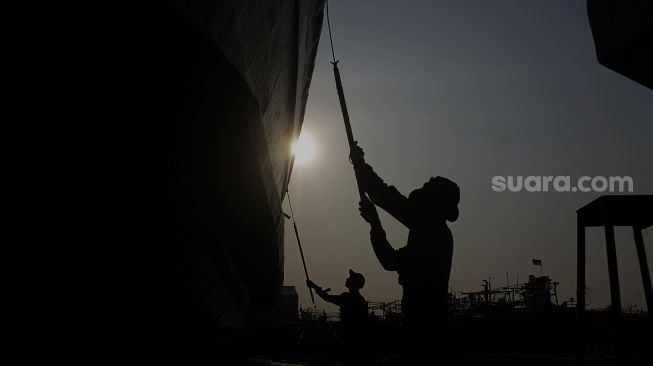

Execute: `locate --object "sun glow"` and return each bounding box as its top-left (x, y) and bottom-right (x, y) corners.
top-left (291, 132), bottom-right (316, 165)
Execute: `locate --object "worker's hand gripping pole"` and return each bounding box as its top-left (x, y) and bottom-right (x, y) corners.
top-left (286, 189), bottom-right (316, 305)
top-left (332, 61), bottom-right (366, 201)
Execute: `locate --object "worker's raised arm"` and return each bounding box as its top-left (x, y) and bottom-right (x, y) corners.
top-left (306, 280), bottom-right (343, 306)
top-left (351, 143), bottom-right (411, 228)
top-left (358, 198), bottom-right (398, 271)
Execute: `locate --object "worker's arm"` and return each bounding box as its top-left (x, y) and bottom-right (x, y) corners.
top-left (351, 143), bottom-right (411, 228)
top-left (359, 198), bottom-right (398, 271)
top-left (306, 280), bottom-right (343, 305)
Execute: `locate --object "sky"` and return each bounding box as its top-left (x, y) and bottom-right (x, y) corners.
top-left (283, 0), bottom-right (652, 313)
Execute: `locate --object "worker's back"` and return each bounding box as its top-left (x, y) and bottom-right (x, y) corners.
top-left (339, 291), bottom-right (368, 338)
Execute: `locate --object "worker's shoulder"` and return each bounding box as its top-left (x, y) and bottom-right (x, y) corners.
top-left (339, 292), bottom-right (365, 303)
top-left (336, 292), bottom-right (350, 300)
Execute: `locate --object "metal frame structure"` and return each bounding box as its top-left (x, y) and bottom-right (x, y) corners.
top-left (576, 195), bottom-right (653, 363)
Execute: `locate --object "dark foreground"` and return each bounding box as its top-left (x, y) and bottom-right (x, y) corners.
top-left (249, 353), bottom-right (650, 366)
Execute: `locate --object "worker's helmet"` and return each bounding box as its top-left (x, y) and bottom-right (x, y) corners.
top-left (346, 269), bottom-right (365, 290)
top-left (409, 176), bottom-right (460, 222)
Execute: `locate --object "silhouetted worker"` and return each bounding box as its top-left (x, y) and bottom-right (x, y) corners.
top-left (307, 270), bottom-right (368, 365)
top-left (351, 143), bottom-right (459, 365)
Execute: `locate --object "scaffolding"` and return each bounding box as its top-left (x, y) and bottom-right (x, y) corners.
top-left (368, 300), bottom-right (402, 320)
top-left (449, 275), bottom-right (561, 315)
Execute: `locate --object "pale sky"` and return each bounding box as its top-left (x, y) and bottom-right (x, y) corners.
top-left (283, 0), bottom-right (652, 313)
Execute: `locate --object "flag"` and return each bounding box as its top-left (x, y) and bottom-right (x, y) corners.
top-left (532, 259), bottom-right (542, 266)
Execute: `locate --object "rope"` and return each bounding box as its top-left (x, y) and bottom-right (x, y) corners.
top-left (286, 188), bottom-right (297, 224)
top-left (326, 0), bottom-right (337, 63)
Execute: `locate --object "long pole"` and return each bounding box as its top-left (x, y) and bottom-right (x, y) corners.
top-left (326, 2), bottom-right (366, 201)
top-left (287, 189), bottom-right (315, 305)
top-left (332, 61), bottom-right (366, 201)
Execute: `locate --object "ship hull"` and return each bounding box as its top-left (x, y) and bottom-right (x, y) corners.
top-left (102, 0), bottom-right (324, 358)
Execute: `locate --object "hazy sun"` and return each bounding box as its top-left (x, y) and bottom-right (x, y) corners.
top-left (292, 132), bottom-right (316, 165)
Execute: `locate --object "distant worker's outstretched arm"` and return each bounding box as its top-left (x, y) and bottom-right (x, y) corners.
top-left (306, 280), bottom-right (343, 306)
top-left (350, 143), bottom-right (411, 228)
top-left (359, 198), bottom-right (398, 271)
